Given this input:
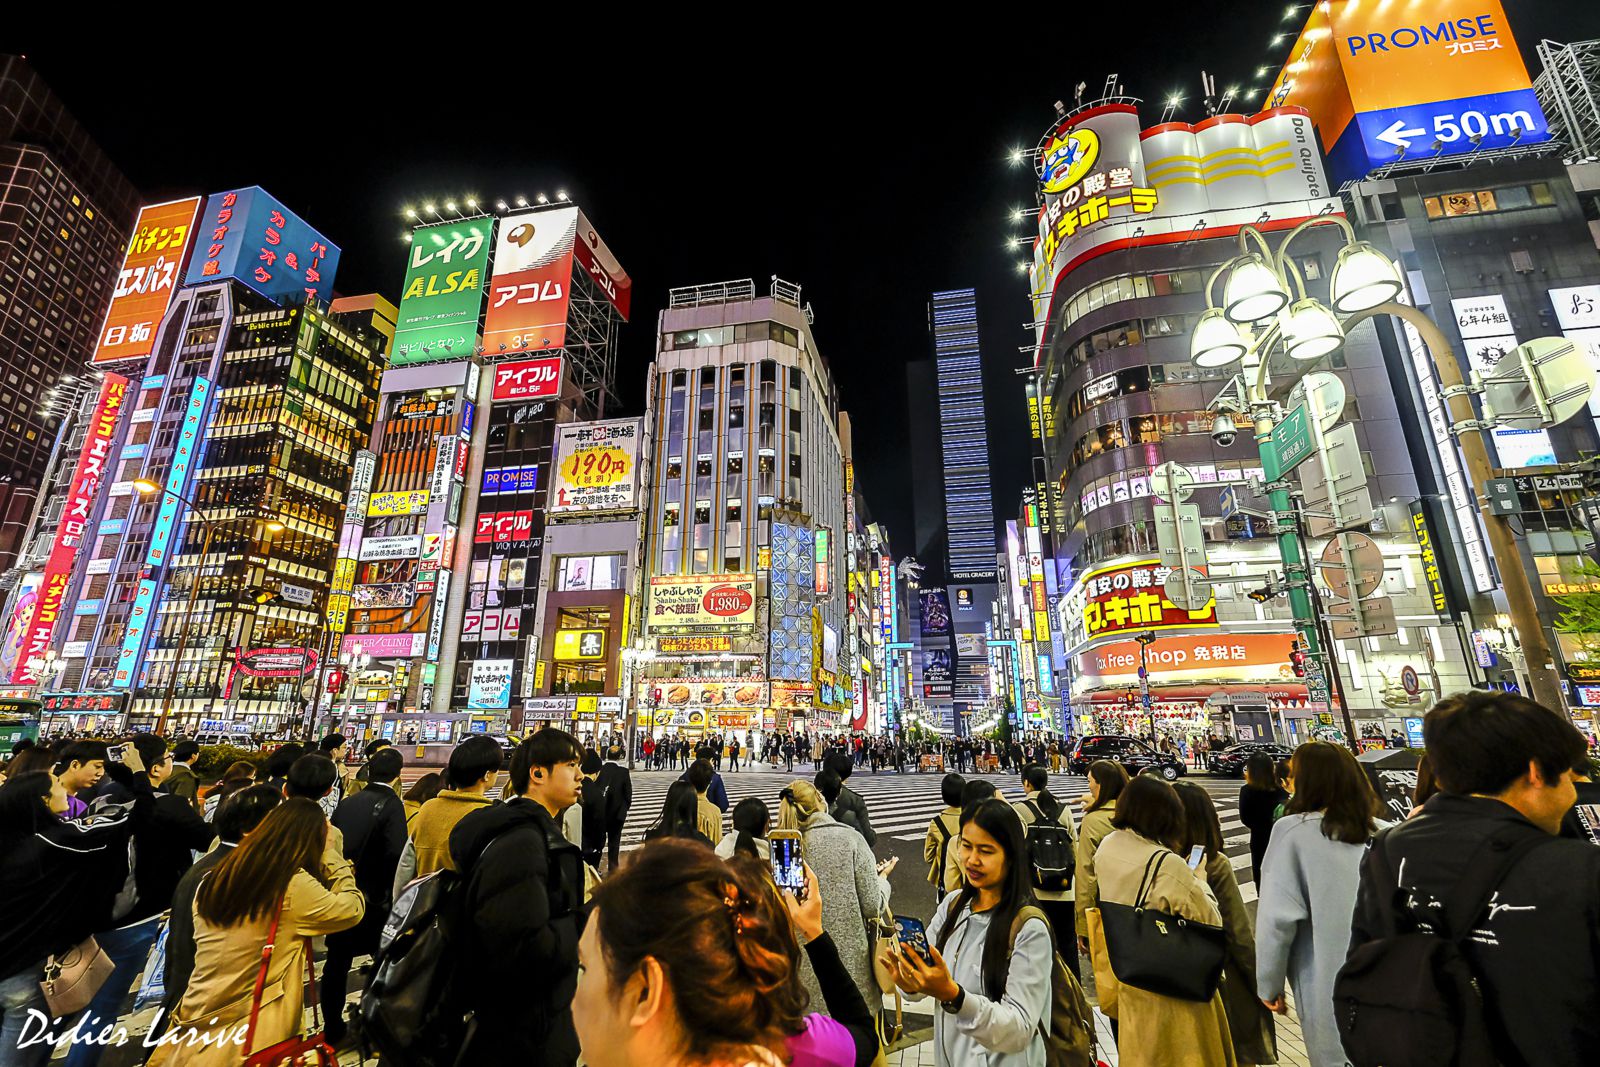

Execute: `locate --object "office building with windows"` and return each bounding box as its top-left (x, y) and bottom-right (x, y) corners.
top-left (928, 288), bottom-right (998, 580)
top-left (0, 56), bottom-right (140, 559)
top-left (640, 278), bottom-right (852, 734)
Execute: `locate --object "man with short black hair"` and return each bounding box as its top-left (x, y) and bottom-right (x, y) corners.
top-left (595, 744), bottom-right (631, 872)
top-left (824, 751), bottom-right (876, 848)
top-left (166, 739), bottom-right (201, 809)
top-left (687, 757), bottom-right (723, 843)
top-left (317, 731), bottom-right (355, 815)
top-left (161, 784), bottom-right (282, 1019)
top-left (53, 740), bottom-right (108, 819)
top-left (678, 745), bottom-right (729, 813)
top-left (450, 728), bottom-right (584, 1065)
top-left (1349, 692), bottom-right (1600, 1066)
top-left (392, 734), bottom-right (502, 892)
top-left (324, 745), bottom-right (407, 1044)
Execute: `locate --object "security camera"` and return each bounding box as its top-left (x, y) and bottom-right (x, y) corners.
top-left (1211, 412), bottom-right (1238, 448)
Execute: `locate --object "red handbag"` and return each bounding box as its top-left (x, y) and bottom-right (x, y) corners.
top-left (241, 901), bottom-right (337, 1067)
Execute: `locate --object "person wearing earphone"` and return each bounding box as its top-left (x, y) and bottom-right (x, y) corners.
top-left (448, 727), bottom-right (588, 1065)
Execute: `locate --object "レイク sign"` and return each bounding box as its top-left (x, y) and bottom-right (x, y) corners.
top-left (11, 375), bottom-right (130, 683)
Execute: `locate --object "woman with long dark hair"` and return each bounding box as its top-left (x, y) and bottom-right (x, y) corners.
top-left (1095, 776), bottom-right (1234, 1066)
top-left (148, 797), bottom-right (364, 1067)
top-left (1074, 758), bottom-right (1129, 951)
top-left (889, 797), bottom-right (1052, 1066)
top-left (643, 780), bottom-right (712, 844)
top-left (1239, 753), bottom-right (1288, 886)
top-left (1255, 742), bottom-right (1382, 1067)
top-left (715, 796), bottom-right (771, 860)
top-left (1177, 781), bottom-right (1275, 1065)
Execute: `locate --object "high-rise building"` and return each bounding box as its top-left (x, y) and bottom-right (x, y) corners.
top-left (1023, 96), bottom-right (1475, 743)
top-left (328, 203), bottom-right (633, 744)
top-left (639, 278), bottom-right (853, 735)
top-left (928, 288), bottom-right (998, 581)
top-left (0, 56), bottom-right (140, 556)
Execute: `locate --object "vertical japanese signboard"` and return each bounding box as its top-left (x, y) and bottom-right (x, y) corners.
top-left (481, 208), bottom-right (578, 356)
top-left (92, 200), bottom-right (200, 365)
top-left (114, 375), bottom-right (212, 688)
top-left (1449, 294), bottom-right (1554, 467)
top-left (11, 375), bottom-right (130, 682)
top-left (327, 449), bottom-right (375, 638)
top-left (392, 218), bottom-right (493, 365)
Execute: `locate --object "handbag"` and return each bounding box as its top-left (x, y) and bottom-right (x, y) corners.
top-left (869, 906), bottom-right (903, 1054)
top-left (241, 900), bottom-right (337, 1067)
top-left (39, 935), bottom-right (116, 1018)
top-left (1097, 850), bottom-right (1226, 1002)
top-left (1084, 907), bottom-right (1118, 1019)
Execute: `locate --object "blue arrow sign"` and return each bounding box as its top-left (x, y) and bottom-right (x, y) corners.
top-left (1219, 484), bottom-right (1239, 520)
top-left (1328, 88), bottom-right (1551, 188)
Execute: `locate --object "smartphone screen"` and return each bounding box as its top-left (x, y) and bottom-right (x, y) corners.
top-left (106, 743), bottom-right (128, 763)
top-left (894, 915), bottom-right (934, 964)
top-left (770, 835), bottom-right (805, 894)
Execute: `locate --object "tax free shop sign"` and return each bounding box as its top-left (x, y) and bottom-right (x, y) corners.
top-left (1267, 0), bottom-right (1551, 188)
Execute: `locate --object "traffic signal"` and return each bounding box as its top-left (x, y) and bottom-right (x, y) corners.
top-left (1289, 640), bottom-right (1307, 678)
top-left (1248, 581), bottom-right (1279, 603)
top-left (651, 687), bottom-right (663, 707)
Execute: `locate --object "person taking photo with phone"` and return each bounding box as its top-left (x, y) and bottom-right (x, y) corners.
top-left (777, 782), bottom-right (891, 1015)
top-left (887, 797), bottom-right (1052, 1067)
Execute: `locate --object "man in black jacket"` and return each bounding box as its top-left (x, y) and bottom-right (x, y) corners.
top-left (323, 746), bottom-right (407, 1044)
top-left (825, 752), bottom-right (876, 848)
top-left (595, 745), bottom-right (632, 873)
top-left (161, 784), bottom-right (282, 1021)
top-left (1348, 691), bottom-right (1600, 1067)
top-left (450, 727), bottom-right (585, 1066)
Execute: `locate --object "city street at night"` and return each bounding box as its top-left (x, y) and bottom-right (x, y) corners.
top-left (7, 6), bottom-right (1600, 1066)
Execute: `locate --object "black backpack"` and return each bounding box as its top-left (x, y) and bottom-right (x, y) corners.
top-left (1023, 800), bottom-right (1076, 891)
top-left (358, 830), bottom-right (514, 1066)
top-left (1333, 827), bottom-right (1552, 1067)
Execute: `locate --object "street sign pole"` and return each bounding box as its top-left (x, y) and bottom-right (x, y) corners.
top-left (1254, 405), bottom-right (1341, 745)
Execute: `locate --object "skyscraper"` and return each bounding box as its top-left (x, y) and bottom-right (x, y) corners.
top-left (928, 288), bottom-right (997, 580)
top-left (0, 56), bottom-right (140, 559)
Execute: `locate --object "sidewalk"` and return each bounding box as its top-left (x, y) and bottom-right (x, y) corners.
top-left (885, 994), bottom-right (1313, 1066)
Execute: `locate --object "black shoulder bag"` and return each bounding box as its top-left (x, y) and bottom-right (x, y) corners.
top-left (1098, 849), bottom-right (1227, 1002)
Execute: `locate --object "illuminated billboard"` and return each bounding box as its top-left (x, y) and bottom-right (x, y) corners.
top-left (481, 208), bottom-right (578, 356)
top-left (490, 355), bottom-right (563, 401)
top-left (392, 218), bottom-right (493, 365)
top-left (572, 210), bottom-right (633, 319)
top-left (550, 418), bottom-right (642, 513)
top-left (1265, 0), bottom-right (1551, 187)
top-left (1060, 557), bottom-right (1217, 652)
top-left (12, 376), bottom-right (130, 683)
top-left (647, 574), bottom-right (757, 632)
top-left (114, 375), bottom-right (213, 687)
top-left (183, 186), bottom-right (340, 304)
top-left (93, 199), bottom-right (201, 365)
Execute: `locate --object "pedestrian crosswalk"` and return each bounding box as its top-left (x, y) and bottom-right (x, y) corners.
top-left (614, 764), bottom-right (1264, 903)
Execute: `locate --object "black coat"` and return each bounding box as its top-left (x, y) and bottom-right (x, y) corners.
top-left (114, 781), bottom-right (216, 927)
top-left (162, 842), bottom-right (233, 1015)
top-left (594, 762), bottom-right (632, 826)
top-left (449, 797), bottom-right (584, 1066)
top-left (1350, 793), bottom-right (1600, 1067)
top-left (330, 781), bottom-right (407, 912)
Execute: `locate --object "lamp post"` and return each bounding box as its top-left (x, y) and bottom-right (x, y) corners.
top-left (338, 643), bottom-right (371, 736)
top-left (619, 643), bottom-right (658, 770)
top-left (133, 480), bottom-right (283, 736)
top-left (1192, 216), bottom-right (1564, 716)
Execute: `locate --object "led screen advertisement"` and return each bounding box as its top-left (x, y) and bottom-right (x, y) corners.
top-left (918, 589), bottom-right (952, 637)
top-left (1265, 0), bottom-right (1551, 188)
top-left (12, 376), bottom-right (131, 683)
top-left (392, 218), bottom-right (493, 365)
top-left (481, 208), bottom-right (578, 356)
top-left (183, 187), bottom-right (340, 304)
top-left (93, 199), bottom-right (201, 365)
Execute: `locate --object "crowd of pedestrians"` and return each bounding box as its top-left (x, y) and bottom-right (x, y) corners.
top-left (3, 690), bottom-right (1599, 1065)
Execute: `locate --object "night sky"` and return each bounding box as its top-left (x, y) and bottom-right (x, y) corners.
top-left (22, 3), bottom-right (1599, 556)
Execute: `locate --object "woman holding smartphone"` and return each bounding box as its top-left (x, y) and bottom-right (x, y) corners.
top-left (777, 782), bottom-right (891, 1016)
top-left (888, 798), bottom-right (1052, 1067)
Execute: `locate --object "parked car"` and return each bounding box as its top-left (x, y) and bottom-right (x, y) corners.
top-left (1207, 741), bottom-right (1293, 777)
top-left (1068, 734), bottom-right (1186, 780)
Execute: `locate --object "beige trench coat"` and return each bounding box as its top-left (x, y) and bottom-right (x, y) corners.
top-left (1095, 829), bottom-right (1237, 1067)
top-left (148, 847), bottom-right (364, 1067)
